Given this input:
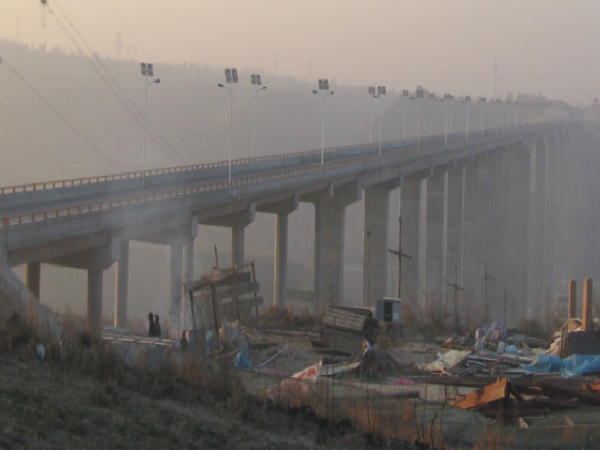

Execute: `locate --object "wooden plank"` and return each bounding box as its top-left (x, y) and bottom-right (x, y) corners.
top-left (193, 282), bottom-right (260, 302)
top-left (287, 288), bottom-right (314, 303)
top-left (452, 378), bottom-right (508, 409)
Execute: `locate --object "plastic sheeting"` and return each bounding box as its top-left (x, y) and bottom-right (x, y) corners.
top-left (521, 353), bottom-right (600, 377)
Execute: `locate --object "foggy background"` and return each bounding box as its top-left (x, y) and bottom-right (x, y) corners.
top-left (0, 1), bottom-right (598, 327)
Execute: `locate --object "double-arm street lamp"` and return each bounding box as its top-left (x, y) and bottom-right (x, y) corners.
top-left (141, 62), bottom-right (160, 183)
top-left (443, 93), bottom-right (454, 144)
top-left (402, 89), bottom-right (409, 139)
top-left (479, 97), bottom-right (486, 136)
top-left (429, 92), bottom-right (435, 136)
top-left (218, 68), bottom-right (238, 190)
top-left (251, 74), bottom-right (267, 158)
top-left (464, 95), bottom-right (471, 140)
top-left (375, 86), bottom-right (386, 157)
top-left (368, 86), bottom-right (375, 143)
top-left (415, 88), bottom-right (424, 148)
top-left (313, 78), bottom-right (334, 168)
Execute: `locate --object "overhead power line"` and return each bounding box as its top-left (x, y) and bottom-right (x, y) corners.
top-left (1, 57), bottom-right (121, 171)
top-left (50, 0), bottom-right (188, 166)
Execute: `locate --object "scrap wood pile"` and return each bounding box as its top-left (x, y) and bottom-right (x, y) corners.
top-left (450, 376), bottom-right (600, 424)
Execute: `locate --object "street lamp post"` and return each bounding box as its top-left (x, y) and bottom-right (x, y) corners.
top-left (140, 62), bottom-right (160, 185)
top-left (313, 79), bottom-right (334, 169)
top-left (429, 92), bottom-right (435, 136)
top-left (251, 74), bottom-right (267, 158)
top-left (416, 88), bottom-right (423, 148)
top-left (376, 86), bottom-right (386, 157)
top-left (218, 68), bottom-right (238, 190)
top-left (514, 100), bottom-right (519, 130)
top-left (464, 95), bottom-right (471, 140)
top-left (443, 93), bottom-right (454, 144)
top-left (479, 97), bottom-right (486, 136)
top-left (368, 86), bottom-right (375, 143)
top-left (402, 89), bottom-right (409, 139)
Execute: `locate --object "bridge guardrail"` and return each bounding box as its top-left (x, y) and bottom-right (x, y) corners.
top-left (0, 126), bottom-right (540, 228)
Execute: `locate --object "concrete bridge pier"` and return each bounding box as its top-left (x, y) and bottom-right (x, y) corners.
top-left (461, 159), bottom-right (479, 319)
top-left (114, 240), bottom-right (129, 328)
top-left (362, 179), bottom-right (401, 308)
top-left (88, 269), bottom-right (103, 332)
top-left (506, 147), bottom-right (531, 325)
top-left (400, 173), bottom-right (425, 311)
top-left (425, 169), bottom-right (446, 310)
top-left (526, 139), bottom-right (547, 317)
top-left (445, 163), bottom-right (464, 315)
top-left (257, 193), bottom-right (299, 308)
top-left (43, 238), bottom-right (121, 332)
top-left (138, 217), bottom-right (198, 337)
top-left (25, 262), bottom-right (41, 299)
top-left (302, 181), bottom-right (361, 311)
top-left (474, 155), bottom-right (491, 317)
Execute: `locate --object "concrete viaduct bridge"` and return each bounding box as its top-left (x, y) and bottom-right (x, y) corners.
top-left (0, 123), bottom-right (567, 336)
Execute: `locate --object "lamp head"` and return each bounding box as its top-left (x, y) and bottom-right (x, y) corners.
top-left (312, 90), bottom-right (318, 94)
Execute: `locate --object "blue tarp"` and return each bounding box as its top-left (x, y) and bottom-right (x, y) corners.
top-left (521, 353), bottom-right (600, 377)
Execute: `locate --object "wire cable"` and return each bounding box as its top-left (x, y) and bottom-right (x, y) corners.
top-left (50, 1), bottom-right (187, 166)
top-left (2, 57), bottom-right (121, 171)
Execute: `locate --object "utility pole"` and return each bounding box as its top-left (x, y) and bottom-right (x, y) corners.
top-left (480, 260), bottom-right (492, 323)
top-left (445, 265), bottom-right (464, 331)
top-left (388, 217), bottom-right (412, 299)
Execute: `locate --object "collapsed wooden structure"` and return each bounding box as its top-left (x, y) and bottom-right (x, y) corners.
top-left (184, 262), bottom-right (262, 345)
top-left (427, 374), bottom-right (600, 425)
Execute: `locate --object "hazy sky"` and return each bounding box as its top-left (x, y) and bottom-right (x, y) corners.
top-left (1, 0), bottom-right (599, 105)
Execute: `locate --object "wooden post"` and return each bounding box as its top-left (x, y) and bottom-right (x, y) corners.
top-left (568, 279), bottom-right (577, 330)
top-left (583, 278), bottom-right (593, 331)
top-left (210, 282), bottom-right (220, 348)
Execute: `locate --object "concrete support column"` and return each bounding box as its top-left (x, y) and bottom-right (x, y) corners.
top-left (26, 262), bottom-right (41, 300)
top-left (114, 240), bottom-right (129, 328)
top-left (527, 142), bottom-right (547, 316)
top-left (462, 161), bottom-right (478, 317)
top-left (258, 195), bottom-right (299, 309)
top-left (535, 144), bottom-right (547, 313)
top-left (232, 227), bottom-right (244, 267)
top-left (496, 152), bottom-right (511, 318)
top-left (314, 203), bottom-right (324, 311)
top-left (322, 201), bottom-right (345, 307)
top-left (87, 269), bottom-right (103, 332)
top-left (400, 175), bottom-right (422, 309)
top-left (363, 186), bottom-right (390, 307)
top-left (445, 166), bottom-right (463, 310)
top-left (274, 213), bottom-right (289, 308)
top-left (183, 239), bottom-right (194, 329)
top-left (506, 148), bottom-right (530, 326)
top-left (475, 156), bottom-right (491, 317)
top-left (544, 140), bottom-right (557, 302)
top-left (425, 172), bottom-right (445, 307)
top-left (170, 242), bottom-right (183, 338)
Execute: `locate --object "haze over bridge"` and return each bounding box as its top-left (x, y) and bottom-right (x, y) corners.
top-left (0, 123), bottom-right (568, 336)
